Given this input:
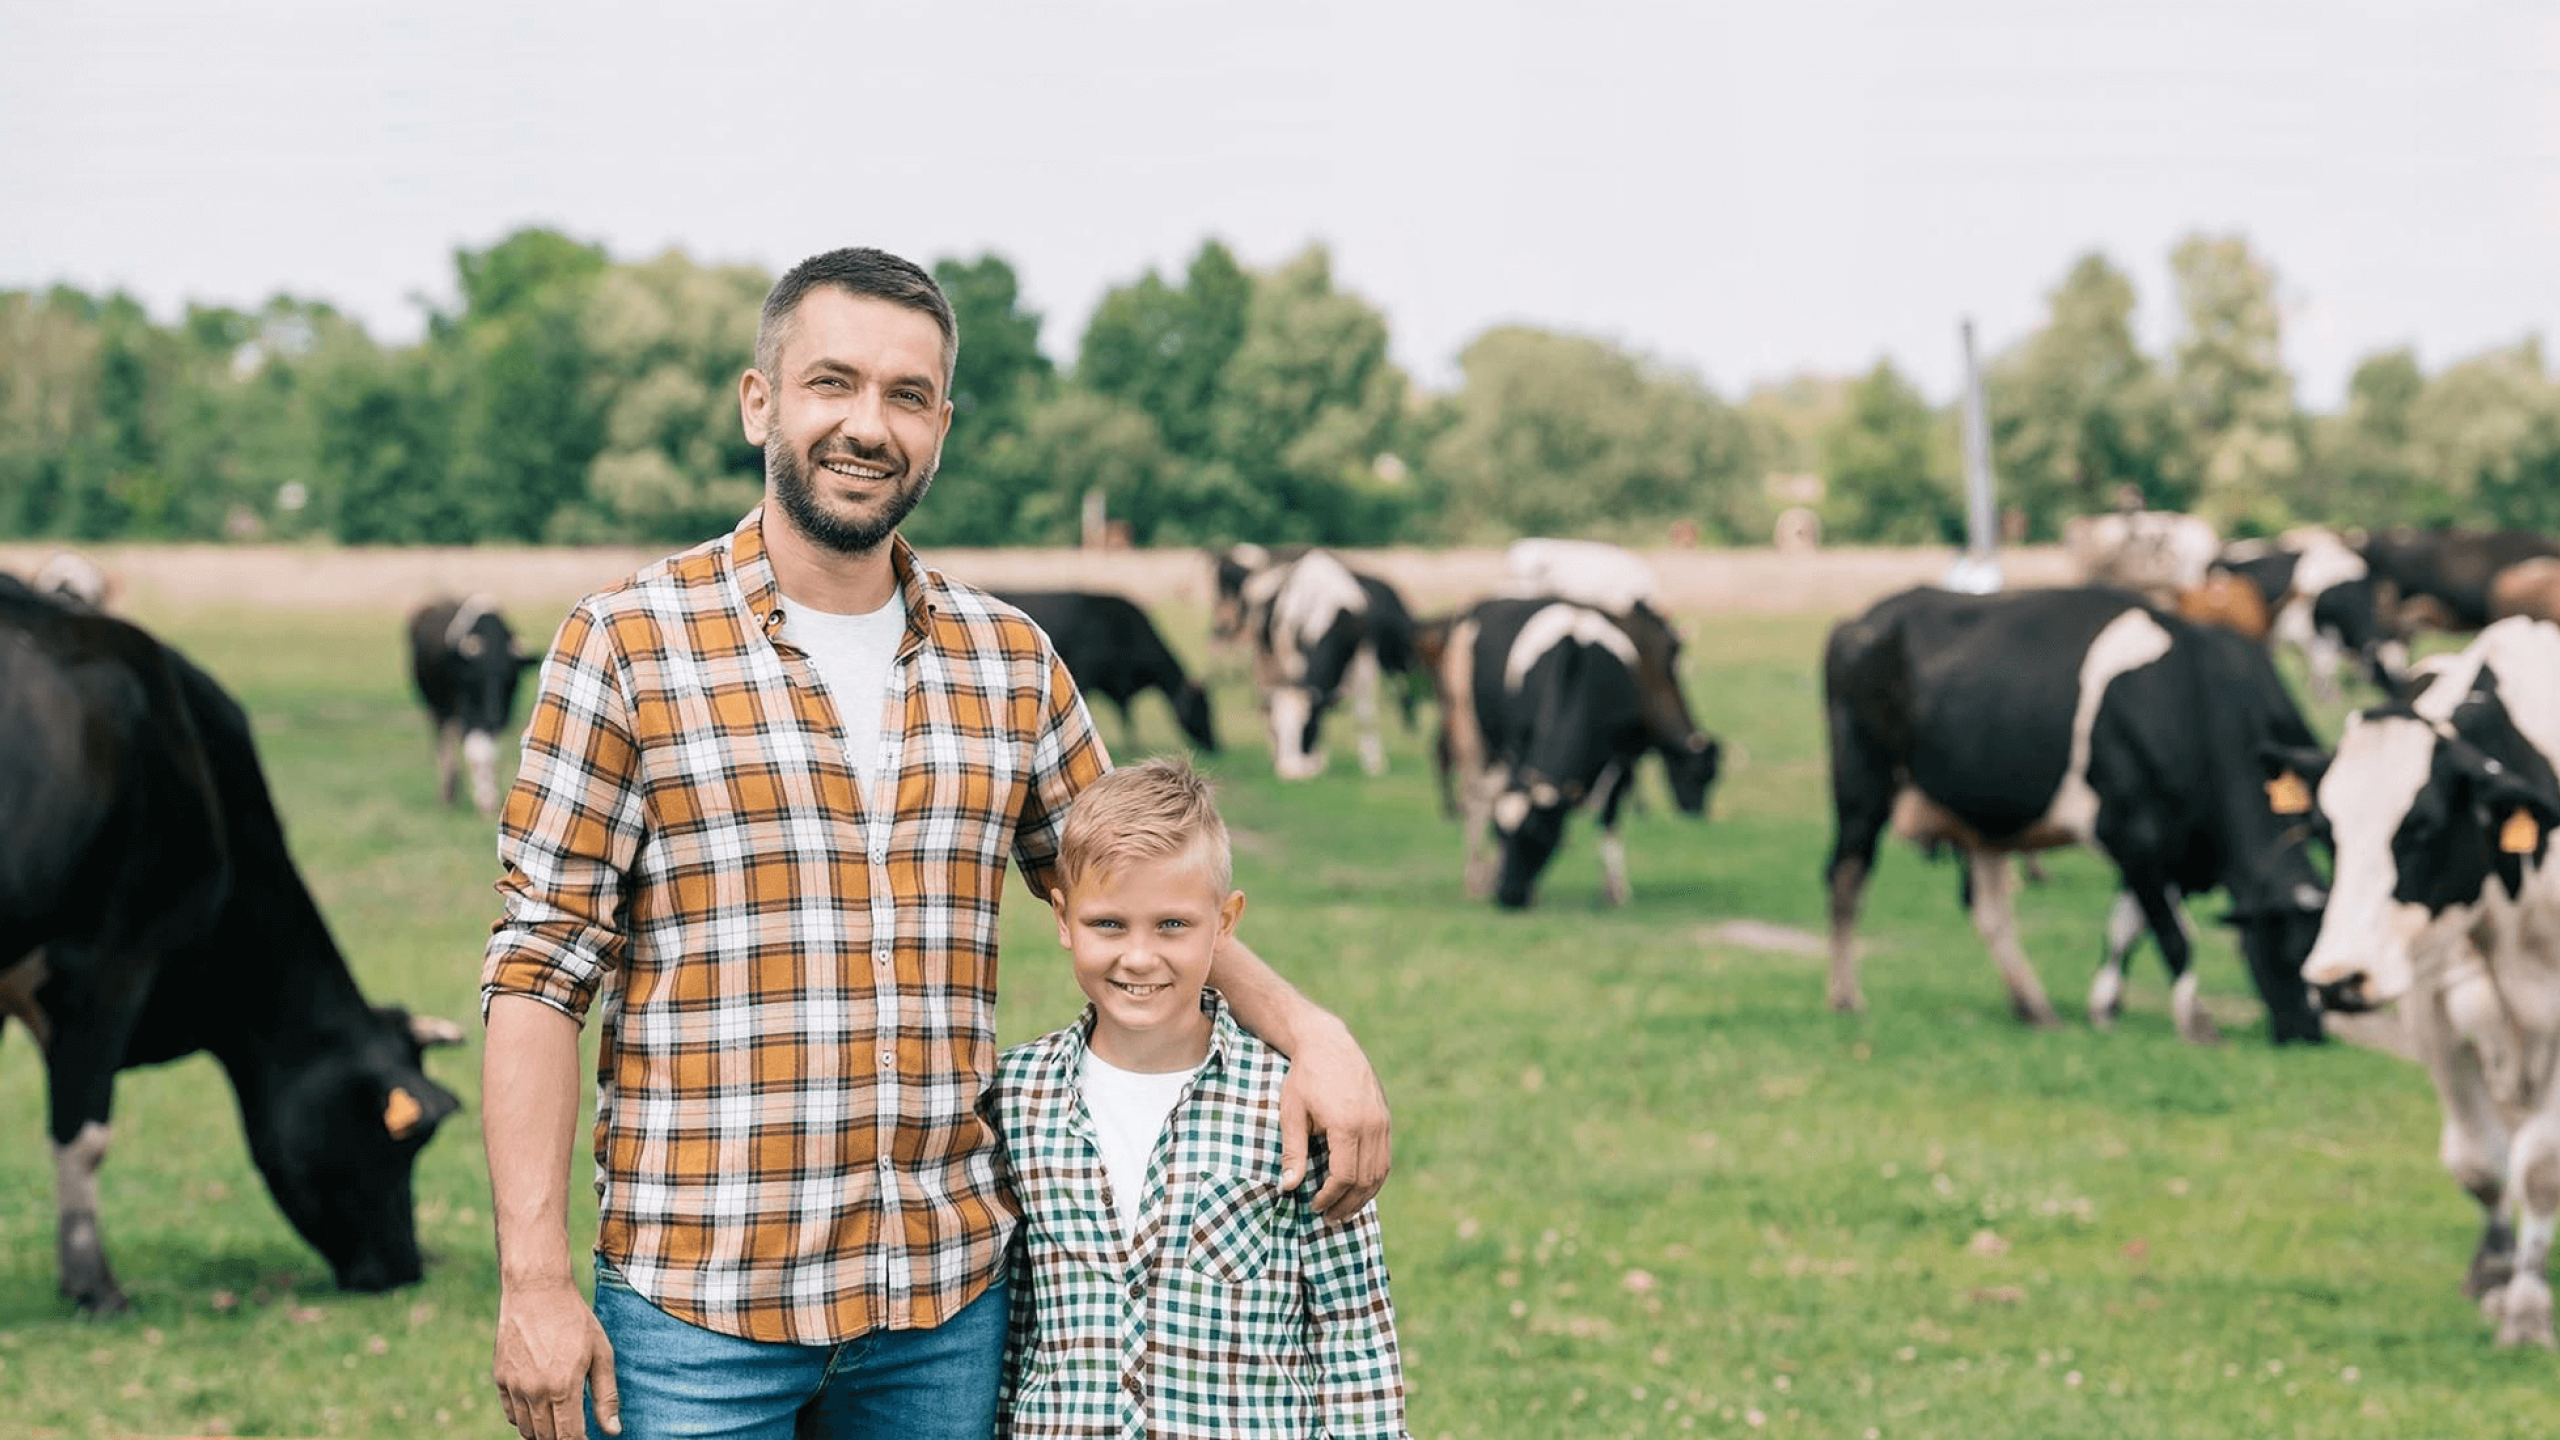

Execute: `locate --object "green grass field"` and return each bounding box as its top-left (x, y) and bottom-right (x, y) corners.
top-left (1, 590), bottom-right (2553, 1438)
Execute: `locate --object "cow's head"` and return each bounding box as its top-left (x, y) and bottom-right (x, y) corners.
top-left (2298, 672), bottom-right (2560, 1011)
top-left (1617, 602), bottom-right (1721, 815)
top-left (1490, 771), bottom-right (1577, 909)
top-left (246, 1006), bottom-right (464, 1293)
top-left (1172, 679), bottom-right (1219, 752)
top-left (1207, 544), bottom-right (1271, 648)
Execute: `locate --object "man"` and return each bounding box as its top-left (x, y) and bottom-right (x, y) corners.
top-left (481, 248), bottom-right (1392, 1440)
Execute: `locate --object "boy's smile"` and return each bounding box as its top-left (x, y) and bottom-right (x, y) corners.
top-left (1051, 853), bottom-right (1246, 1072)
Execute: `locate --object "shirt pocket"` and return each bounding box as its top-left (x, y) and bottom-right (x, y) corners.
top-left (1185, 1172), bottom-right (1278, 1285)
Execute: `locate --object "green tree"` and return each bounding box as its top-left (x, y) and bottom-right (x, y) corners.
top-left (1421, 325), bottom-right (1760, 543)
top-left (1819, 361), bottom-right (1963, 543)
top-left (1198, 245), bottom-right (1414, 543)
top-left (2168, 232), bottom-right (2302, 534)
top-left (547, 249), bottom-right (769, 545)
top-left (1079, 240), bottom-right (1252, 461)
top-left (0, 286), bottom-right (106, 535)
top-left (910, 254), bottom-right (1056, 545)
top-left (438, 229), bottom-right (612, 541)
top-left (2407, 339), bottom-right (2560, 532)
top-left (973, 388), bottom-right (1179, 545)
top-left (2300, 347), bottom-right (2436, 527)
top-left (1987, 253), bottom-right (2181, 538)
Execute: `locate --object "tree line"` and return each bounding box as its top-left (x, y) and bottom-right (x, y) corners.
top-left (4, 228), bottom-right (2555, 550)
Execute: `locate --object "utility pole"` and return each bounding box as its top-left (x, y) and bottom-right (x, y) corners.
top-left (1944, 317), bottom-right (2003, 594)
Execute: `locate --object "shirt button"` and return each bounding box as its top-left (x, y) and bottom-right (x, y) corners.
top-left (879, 1050), bottom-right (894, 1068)
top-left (1121, 1373), bottom-right (1144, 1397)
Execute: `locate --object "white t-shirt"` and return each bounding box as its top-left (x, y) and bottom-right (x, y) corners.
top-left (1079, 1049), bottom-right (1200, 1241)
top-left (781, 592), bottom-right (907, 797)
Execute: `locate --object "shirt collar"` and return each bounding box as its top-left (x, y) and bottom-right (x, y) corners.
top-left (727, 503), bottom-right (937, 643)
top-left (1066, 986), bottom-right (1237, 1082)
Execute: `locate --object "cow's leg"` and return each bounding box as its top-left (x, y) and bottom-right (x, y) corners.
top-left (1267, 687), bottom-right (1323, 781)
top-left (2126, 879), bottom-right (2215, 1044)
top-left (1822, 710), bottom-right (1895, 1014)
top-left (463, 727), bottom-right (500, 816)
top-left (1462, 766), bottom-right (1506, 898)
top-left (1594, 763), bottom-right (1633, 907)
top-left (2493, 1111), bottom-right (2560, 1349)
top-left (434, 717), bottom-right (462, 807)
top-left (1349, 647), bottom-right (1385, 777)
top-left (54, 1119), bottom-right (118, 1313)
top-left (2408, 982), bottom-right (2517, 1304)
top-left (1967, 850), bottom-right (2060, 1027)
top-left (39, 940), bottom-right (162, 1315)
top-left (2088, 889), bottom-right (2146, 1031)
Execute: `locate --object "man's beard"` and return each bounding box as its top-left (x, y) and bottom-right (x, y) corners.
top-left (768, 438), bottom-right (934, 556)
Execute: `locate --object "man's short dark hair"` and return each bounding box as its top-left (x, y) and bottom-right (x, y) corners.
top-left (756, 247), bottom-right (958, 386)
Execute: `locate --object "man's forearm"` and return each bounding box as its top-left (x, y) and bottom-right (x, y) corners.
top-left (483, 994), bottom-right (586, 1287)
top-left (1212, 935), bottom-right (1346, 1061)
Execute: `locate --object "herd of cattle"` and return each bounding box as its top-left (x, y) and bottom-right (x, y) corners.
top-left (7, 519), bottom-right (2560, 1352)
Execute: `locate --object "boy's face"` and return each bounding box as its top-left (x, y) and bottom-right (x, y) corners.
top-left (1052, 850), bottom-right (1245, 1052)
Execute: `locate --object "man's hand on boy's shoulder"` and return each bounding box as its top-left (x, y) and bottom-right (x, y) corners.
top-left (1277, 1023), bottom-right (1391, 1223)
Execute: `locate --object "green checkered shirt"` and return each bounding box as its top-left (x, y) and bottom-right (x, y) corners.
top-left (989, 991), bottom-right (1407, 1439)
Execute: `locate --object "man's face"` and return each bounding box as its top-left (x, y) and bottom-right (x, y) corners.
top-left (741, 288), bottom-right (953, 556)
top-left (1051, 854), bottom-right (1244, 1052)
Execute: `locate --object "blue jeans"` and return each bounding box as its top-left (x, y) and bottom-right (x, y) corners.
top-left (591, 1258), bottom-right (1006, 1440)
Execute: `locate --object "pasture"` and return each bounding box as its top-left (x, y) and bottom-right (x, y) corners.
top-left (0, 560), bottom-right (2550, 1439)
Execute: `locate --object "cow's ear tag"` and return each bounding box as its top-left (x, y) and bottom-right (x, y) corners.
top-left (2266, 771), bottom-right (2312, 815)
top-left (2499, 808), bottom-right (2541, 856)
top-left (383, 1086), bottom-right (424, 1140)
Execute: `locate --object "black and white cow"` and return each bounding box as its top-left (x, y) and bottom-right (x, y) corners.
top-left (996, 590), bottom-right (1218, 753)
top-left (2214, 528), bottom-right (2401, 698)
top-left (1823, 585), bottom-right (2329, 1043)
top-left (2282, 617), bottom-right (2560, 1347)
top-left (1217, 547), bottom-right (1424, 781)
top-left (406, 594), bottom-right (540, 815)
top-left (1437, 596), bottom-right (1721, 908)
top-left (2, 577), bottom-right (463, 1313)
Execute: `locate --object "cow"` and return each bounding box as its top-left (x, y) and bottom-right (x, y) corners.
top-left (1503, 537), bottom-right (1658, 615)
top-left (1215, 546), bottom-right (1424, 781)
top-left (406, 594), bottom-right (540, 816)
top-left (1822, 585), bottom-right (2330, 1044)
top-left (2282, 617), bottom-right (2560, 1347)
top-left (2211, 529), bottom-right (2401, 698)
top-left (2362, 526), bottom-right (2560, 634)
top-left (995, 590), bottom-right (1217, 753)
top-left (1435, 596), bottom-right (1721, 908)
top-left (31, 551), bottom-right (112, 611)
top-left (2063, 509), bottom-right (2219, 605)
top-left (1, 577), bottom-right (462, 1313)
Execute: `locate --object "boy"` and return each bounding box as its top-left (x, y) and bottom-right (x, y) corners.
top-left (987, 756), bottom-right (1407, 1439)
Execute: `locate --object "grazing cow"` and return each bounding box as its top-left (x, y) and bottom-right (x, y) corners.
top-left (406, 594), bottom-right (539, 815)
top-left (996, 590), bottom-right (1217, 753)
top-left (1823, 586), bottom-right (2329, 1043)
top-left (0, 577), bottom-right (462, 1313)
top-left (2362, 526), bottom-right (2560, 633)
top-left (2063, 509), bottom-right (2219, 604)
top-left (1436, 596), bottom-right (1721, 907)
top-left (2285, 618), bottom-right (2560, 1347)
top-left (1218, 547), bottom-right (1424, 780)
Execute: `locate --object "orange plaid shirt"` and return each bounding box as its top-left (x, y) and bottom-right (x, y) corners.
top-left (482, 505), bottom-right (1108, 1345)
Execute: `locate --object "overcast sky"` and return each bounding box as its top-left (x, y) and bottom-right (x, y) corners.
top-left (5, 0), bottom-right (2554, 409)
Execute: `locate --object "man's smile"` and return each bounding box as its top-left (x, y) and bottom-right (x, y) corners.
top-left (820, 455), bottom-right (896, 482)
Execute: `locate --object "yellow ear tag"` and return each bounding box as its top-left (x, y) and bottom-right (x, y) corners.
top-left (2500, 809), bottom-right (2541, 856)
top-left (2266, 771), bottom-right (2312, 816)
top-left (383, 1086), bottom-right (423, 1140)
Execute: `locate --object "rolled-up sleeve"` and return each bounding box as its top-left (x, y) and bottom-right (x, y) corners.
top-left (480, 601), bottom-right (647, 1022)
top-left (1010, 646), bottom-right (1108, 905)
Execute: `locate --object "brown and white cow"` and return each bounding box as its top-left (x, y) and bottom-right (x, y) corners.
top-left (2287, 617), bottom-right (2560, 1347)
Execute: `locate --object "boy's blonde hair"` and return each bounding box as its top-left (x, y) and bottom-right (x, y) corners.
top-left (1056, 756), bottom-right (1233, 895)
